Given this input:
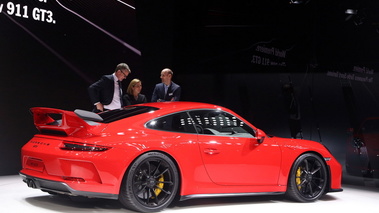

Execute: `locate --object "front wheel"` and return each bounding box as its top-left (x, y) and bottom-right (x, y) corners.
top-left (286, 153), bottom-right (328, 202)
top-left (119, 152), bottom-right (179, 212)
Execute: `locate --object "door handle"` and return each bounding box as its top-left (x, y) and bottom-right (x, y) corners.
top-left (204, 148), bottom-right (220, 155)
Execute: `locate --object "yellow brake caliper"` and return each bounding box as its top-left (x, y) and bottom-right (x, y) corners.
top-left (296, 167), bottom-right (302, 190)
top-left (153, 175), bottom-right (164, 198)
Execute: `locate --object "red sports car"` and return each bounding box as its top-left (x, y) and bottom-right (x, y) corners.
top-left (20, 102), bottom-right (342, 212)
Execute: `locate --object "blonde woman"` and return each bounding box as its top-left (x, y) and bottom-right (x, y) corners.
top-left (123, 79), bottom-right (147, 106)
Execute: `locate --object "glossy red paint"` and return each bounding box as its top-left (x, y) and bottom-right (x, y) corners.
top-left (20, 102), bottom-right (342, 212)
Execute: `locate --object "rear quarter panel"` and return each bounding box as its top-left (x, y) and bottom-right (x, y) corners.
top-left (99, 113), bottom-right (212, 196)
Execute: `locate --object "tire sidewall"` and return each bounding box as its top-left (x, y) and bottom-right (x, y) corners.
top-left (286, 153), bottom-right (328, 202)
top-left (120, 152), bottom-right (179, 212)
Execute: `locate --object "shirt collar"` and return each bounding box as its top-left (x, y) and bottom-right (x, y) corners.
top-left (112, 73), bottom-right (118, 83)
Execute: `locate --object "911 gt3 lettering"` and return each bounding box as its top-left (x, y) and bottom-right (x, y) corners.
top-left (3, 1), bottom-right (56, 24)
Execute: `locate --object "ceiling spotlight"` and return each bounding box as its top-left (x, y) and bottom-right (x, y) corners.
top-left (289, 0), bottom-right (310, 5)
top-left (345, 9), bottom-right (358, 15)
top-left (344, 9), bottom-right (366, 25)
top-left (290, 0), bottom-right (302, 4)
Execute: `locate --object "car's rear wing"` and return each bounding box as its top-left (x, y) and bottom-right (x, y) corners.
top-left (30, 107), bottom-right (103, 137)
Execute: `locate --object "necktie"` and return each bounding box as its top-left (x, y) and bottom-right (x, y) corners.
top-left (118, 80), bottom-right (123, 106)
top-left (164, 84), bottom-right (169, 100)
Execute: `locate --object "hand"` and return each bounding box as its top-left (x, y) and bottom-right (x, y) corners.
top-left (96, 103), bottom-right (104, 112)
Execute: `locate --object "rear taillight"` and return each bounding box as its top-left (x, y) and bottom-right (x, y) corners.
top-left (60, 141), bottom-right (111, 152)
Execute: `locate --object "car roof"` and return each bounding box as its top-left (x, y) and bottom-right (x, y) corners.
top-left (138, 101), bottom-right (225, 113)
top-left (94, 102), bottom-right (231, 124)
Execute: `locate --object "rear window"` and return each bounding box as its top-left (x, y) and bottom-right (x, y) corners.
top-left (98, 106), bottom-right (159, 123)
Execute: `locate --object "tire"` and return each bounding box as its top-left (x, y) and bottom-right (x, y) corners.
top-left (286, 153), bottom-right (328, 202)
top-left (119, 152), bottom-right (179, 212)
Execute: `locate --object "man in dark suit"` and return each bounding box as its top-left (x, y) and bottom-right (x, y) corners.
top-left (88, 63), bottom-right (131, 112)
top-left (151, 68), bottom-right (181, 102)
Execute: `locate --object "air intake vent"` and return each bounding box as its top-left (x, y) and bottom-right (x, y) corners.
top-left (40, 129), bottom-right (68, 136)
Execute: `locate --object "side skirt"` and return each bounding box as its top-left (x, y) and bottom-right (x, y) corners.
top-left (180, 192), bottom-right (285, 201)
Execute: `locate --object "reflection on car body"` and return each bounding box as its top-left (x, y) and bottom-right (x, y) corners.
top-left (346, 117), bottom-right (379, 178)
top-left (20, 102), bottom-right (342, 212)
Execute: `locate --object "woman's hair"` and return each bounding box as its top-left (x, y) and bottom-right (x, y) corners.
top-left (127, 78), bottom-right (142, 95)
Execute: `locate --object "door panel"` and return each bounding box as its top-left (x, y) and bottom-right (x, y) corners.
top-left (198, 134), bottom-right (281, 185)
top-left (189, 109), bottom-right (281, 186)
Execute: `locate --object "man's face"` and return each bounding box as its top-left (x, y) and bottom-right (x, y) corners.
top-left (160, 71), bottom-right (171, 84)
top-left (117, 69), bottom-right (129, 81)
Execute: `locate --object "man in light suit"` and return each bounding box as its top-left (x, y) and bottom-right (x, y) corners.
top-left (151, 68), bottom-right (181, 102)
top-left (88, 63), bottom-right (131, 112)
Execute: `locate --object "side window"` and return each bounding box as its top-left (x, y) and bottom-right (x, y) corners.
top-left (146, 112), bottom-right (197, 134)
top-left (189, 110), bottom-right (256, 137)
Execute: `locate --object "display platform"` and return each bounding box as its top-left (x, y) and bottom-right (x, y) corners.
top-left (1, 175), bottom-right (378, 212)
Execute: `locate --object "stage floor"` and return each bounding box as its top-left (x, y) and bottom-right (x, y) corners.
top-left (1, 175), bottom-right (378, 213)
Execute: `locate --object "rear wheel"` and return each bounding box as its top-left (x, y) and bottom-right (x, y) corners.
top-left (286, 153), bottom-right (328, 202)
top-left (119, 152), bottom-right (179, 212)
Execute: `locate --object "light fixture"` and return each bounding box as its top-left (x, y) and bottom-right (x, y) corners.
top-left (345, 9), bottom-right (358, 15)
top-left (289, 0), bottom-right (301, 4)
top-left (289, 0), bottom-right (310, 5)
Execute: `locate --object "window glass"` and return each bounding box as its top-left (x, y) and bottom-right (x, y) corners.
top-left (93, 106), bottom-right (159, 123)
top-left (146, 112), bottom-right (197, 134)
top-left (188, 110), bottom-right (255, 137)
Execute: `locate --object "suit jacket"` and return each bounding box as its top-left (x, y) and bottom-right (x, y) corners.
top-left (151, 82), bottom-right (181, 102)
top-left (123, 93), bottom-right (147, 106)
top-left (88, 74), bottom-right (118, 106)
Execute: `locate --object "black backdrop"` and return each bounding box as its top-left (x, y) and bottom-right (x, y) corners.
top-left (1, 0), bottom-right (379, 187)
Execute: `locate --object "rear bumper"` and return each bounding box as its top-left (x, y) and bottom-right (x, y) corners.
top-left (19, 172), bottom-right (118, 200)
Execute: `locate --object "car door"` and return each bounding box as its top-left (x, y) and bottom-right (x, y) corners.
top-left (189, 110), bottom-right (281, 186)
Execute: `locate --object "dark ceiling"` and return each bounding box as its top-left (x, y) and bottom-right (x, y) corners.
top-left (168, 0), bottom-right (379, 70)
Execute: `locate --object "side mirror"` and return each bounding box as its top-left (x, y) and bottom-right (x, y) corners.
top-left (256, 129), bottom-right (266, 144)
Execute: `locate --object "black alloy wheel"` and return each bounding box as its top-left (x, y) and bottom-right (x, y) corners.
top-left (286, 153), bottom-right (328, 202)
top-left (119, 152), bottom-right (179, 212)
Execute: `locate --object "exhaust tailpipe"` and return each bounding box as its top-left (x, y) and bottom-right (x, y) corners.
top-left (26, 179), bottom-right (37, 189)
